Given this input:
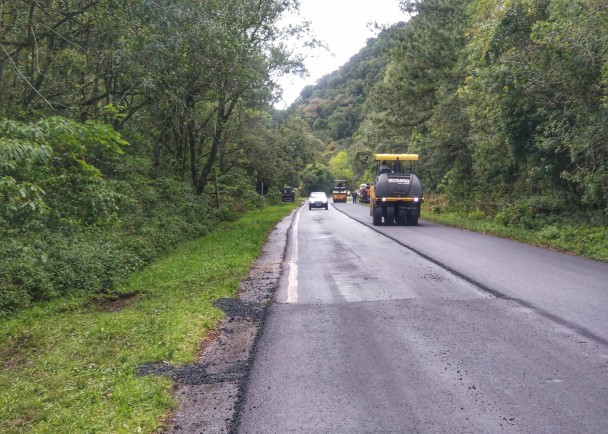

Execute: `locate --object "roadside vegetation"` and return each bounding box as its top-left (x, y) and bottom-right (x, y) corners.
top-left (0, 204), bottom-right (298, 433)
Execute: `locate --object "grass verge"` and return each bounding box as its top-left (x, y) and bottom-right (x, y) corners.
top-left (422, 200), bottom-right (608, 263)
top-left (0, 203), bottom-right (298, 433)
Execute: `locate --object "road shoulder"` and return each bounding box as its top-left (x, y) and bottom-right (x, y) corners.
top-left (167, 211), bottom-right (295, 433)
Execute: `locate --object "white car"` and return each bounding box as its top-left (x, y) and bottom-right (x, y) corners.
top-left (308, 192), bottom-right (328, 210)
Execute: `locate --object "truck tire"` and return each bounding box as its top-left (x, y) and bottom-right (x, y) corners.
top-left (397, 209), bottom-right (407, 225)
top-left (385, 206), bottom-right (395, 225)
top-left (373, 206), bottom-right (382, 226)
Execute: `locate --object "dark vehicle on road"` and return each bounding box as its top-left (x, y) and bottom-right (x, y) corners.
top-left (370, 153), bottom-right (423, 225)
top-left (281, 186), bottom-right (296, 202)
top-left (308, 192), bottom-right (329, 210)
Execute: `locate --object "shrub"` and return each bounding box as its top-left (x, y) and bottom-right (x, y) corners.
top-left (467, 209), bottom-right (485, 220)
top-left (263, 188), bottom-right (282, 206)
top-left (538, 225), bottom-right (561, 241)
top-left (494, 202), bottom-right (539, 230)
top-left (526, 195), bottom-right (565, 216)
top-left (0, 119), bottom-right (220, 316)
top-left (0, 237), bottom-right (56, 315)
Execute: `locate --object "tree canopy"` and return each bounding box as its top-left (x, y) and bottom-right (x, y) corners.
top-left (0, 0), bottom-right (317, 314)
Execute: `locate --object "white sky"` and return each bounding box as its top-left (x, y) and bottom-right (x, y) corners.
top-left (275, 0), bottom-right (408, 109)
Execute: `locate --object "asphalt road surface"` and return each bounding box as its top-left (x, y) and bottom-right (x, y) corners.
top-left (236, 202), bottom-right (608, 433)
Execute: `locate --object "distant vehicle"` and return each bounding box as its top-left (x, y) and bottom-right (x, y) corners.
top-left (369, 153), bottom-right (423, 225)
top-left (358, 183), bottom-right (370, 204)
top-left (280, 186), bottom-right (296, 202)
top-left (308, 192), bottom-right (329, 210)
top-left (332, 180), bottom-right (348, 203)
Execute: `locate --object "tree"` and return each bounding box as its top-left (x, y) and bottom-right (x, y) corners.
top-left (368, 0), bottom-right (470, 139)
top-left (462, 0), bottom-right (608, 212)
top-left (328, 151), bottom-right (354, 182)
top-left (300, 164), bottom-right (333, 195)
top-left (359, 0), bottom-right (472, 204)
top-left (126, 0), bottom-right (309, 195)
top-left (0, 1), bottom-right (144, 121)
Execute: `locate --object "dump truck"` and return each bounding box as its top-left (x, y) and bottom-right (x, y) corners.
top-left (332, 180), bottom-right (348, 203)
top-left (280, 186), bottom-right (296, 202)
top-left (369, 153), bottom-right (423, 225)
top-left (358, 183), bottom-right (370, 204)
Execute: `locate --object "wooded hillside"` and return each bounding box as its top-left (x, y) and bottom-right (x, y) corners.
top-left (292, 0), bottom-right (608, 226)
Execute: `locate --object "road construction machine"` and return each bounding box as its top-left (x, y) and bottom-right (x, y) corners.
top-left (369, 153), bottom-right (423, 225)
top-left (332, 180), bottom-right (348, 203)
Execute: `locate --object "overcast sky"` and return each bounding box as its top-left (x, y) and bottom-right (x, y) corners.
top-left (275, 0), bottom-right (408, 108)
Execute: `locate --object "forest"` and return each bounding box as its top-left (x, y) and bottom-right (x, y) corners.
top-left (292, 0), bottom-right (607, 258)
top-left (1, 0), bottom-right (607, 314)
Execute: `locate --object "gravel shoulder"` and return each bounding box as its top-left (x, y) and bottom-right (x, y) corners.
top-left (164, 211), bottom-right (295, 433)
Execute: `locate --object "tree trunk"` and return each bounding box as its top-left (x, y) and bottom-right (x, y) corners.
top-left (196, 118), bottom-right (222, 195)
top-left (196, 89), bottom-right (239, 195)
top-left (188, 120), bottom-right (198, 187)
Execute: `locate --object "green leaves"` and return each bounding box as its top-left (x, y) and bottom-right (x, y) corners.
top-left (0, 117), bottom-right (128, 230)
top-left (329, 151), bottom-right (354, 182)
top-left (0, 123), bottom-right (53, 225)
top-left (357, 0), bottom-right (608, 216)
top-left (471, 0), bottom-right (608, 209)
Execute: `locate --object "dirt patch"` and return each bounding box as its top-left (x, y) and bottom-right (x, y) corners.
top-left (93, 291), bottom-right (140, 312)
top-left (0, 332), bottom-right (34, 371)
top-left (143, 211), bottom-right (294, 433)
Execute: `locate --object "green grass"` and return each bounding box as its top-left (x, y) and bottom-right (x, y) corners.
top-left (422, 200), bottom-right (608, 263)
top-left (0, 203), bottom-right (298, 433)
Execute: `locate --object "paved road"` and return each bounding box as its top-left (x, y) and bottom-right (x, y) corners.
top-left (237, 203), bottom-right (608, 433)
top-left (334, 202), bottom-right (608, 345)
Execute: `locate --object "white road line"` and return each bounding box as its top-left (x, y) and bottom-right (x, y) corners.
top-left (286, 208), bottom-right (300, 304)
